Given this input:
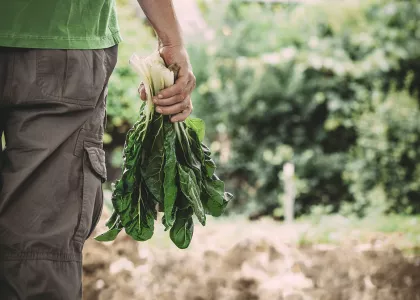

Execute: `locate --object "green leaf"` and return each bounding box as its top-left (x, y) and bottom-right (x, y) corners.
top-left (183, 127), bottom-right (204, 184)
top-left (162, 121), bottom-right (178, 229)
top-left (175, 191), bottom-right (191, 211)
top-left (124, 180), bottom-right (155, 241)
top-left (141, 113), bottom-right (165, 204)
top-left (174, 123), bottom-right (194, 167)
top-left (170, 207), bottom-right (194, 249)
top-left (94, 228), bottom-right (122, 242)
top-left (202, 143), bottom-right (216, 178)
top-left (125, 216), bottom-right (154, 241)
top-left (95, 213), bottom-right (123, 241)
top-left (185, 117), bottom-right (206, 142)
top-left (177, 164), bottom-right (206, 225)
top-left (97, 54), bottom-right (232, 248)
top-left (113, 176), bottom-right (134, 213)
top-left (202, 175), bottom-right (231, 217)
top-left (104, 210), bottom-right (119, 228)
top-left (186, 127), bottom-right (204, 163)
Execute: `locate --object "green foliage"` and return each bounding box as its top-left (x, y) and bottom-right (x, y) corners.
top-left (189, 0), bottom-right (420, 215)
top-left (97, 55), bottom-right (231, 249)
top-left (344, 83), bottom-right (420, 215)
top-left (107, 0), bottom-right (420, 216)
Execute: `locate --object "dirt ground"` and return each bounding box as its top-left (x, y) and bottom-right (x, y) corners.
top-left (83, 210), bottom-right (420, 300)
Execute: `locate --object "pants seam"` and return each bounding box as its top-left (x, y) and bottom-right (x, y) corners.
top-left (0, 250), bottom-right (82, 262)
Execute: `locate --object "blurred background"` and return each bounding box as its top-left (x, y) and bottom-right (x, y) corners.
top-left (83, 0), bottom-right (420, 299)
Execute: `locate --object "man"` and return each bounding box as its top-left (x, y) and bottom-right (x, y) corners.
top-left (0, 0), bottom-right (195, 298)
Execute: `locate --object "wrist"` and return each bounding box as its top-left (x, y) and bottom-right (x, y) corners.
top-left (158, 40), bottom-right (184, 49)
top-left (157, 33), bottom-right (184, 49)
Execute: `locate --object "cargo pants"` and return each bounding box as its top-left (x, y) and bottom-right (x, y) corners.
top-left (0, 45), bottom-right (118, 299)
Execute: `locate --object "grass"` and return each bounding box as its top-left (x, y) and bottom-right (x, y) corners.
top-left (296, 213), bottom-right (420, 255)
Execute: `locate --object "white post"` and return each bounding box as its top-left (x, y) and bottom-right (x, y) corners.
top-left (283, 162), bottom-right (296, 223)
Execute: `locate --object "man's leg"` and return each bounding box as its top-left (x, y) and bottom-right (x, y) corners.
top-left (0, 110), bottom-right (5, 194)
top-left (0, 47), bottom-right (9, 193)
top-left (0, 46), bottom-right (117, 299)
top-left (0, 106), bottom-right (4, 178)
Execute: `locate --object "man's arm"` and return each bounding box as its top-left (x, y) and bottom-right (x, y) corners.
top-left (138, 0), bottom-right (183, 48)
top-left (138, 0), bottom-right (196, 122)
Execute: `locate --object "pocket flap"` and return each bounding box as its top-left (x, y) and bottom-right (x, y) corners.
top-left (85, 146), bottom-right (107, 182)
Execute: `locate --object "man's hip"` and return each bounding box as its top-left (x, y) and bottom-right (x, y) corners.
top-left (0, 45), bottom-right (117, 299)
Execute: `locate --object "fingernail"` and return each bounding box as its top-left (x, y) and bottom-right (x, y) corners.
top-left (152, 97), bottom-right (158, 104)
top-left (156, 107), bottom-right (162, 113)
top-left (171, 118), bottom-right (177, 122)
top-left (158, 94), bottom-right (163, 99)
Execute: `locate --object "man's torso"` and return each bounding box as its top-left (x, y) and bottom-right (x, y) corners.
top-left (0, 0), bottom-right (122, 49)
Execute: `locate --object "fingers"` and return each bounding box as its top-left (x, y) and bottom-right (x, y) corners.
top-left (157, 70), bottom-right (196, 99)
top-left (153, 93), bottom-right (184, 106)
top-left (156, 96), bottom-right (192, 116)
top-left (138, 72), bottom-right (195, 106)
top-left (171, 101), bottom-right (193, 123)
top-left (153, 78), bottom-right (195, 106)
top-left (137, 61), bottom-right (196, 123)
top-left (138, 83), bottom-right (147, 101)
top-left (157, 76), bottom-right (188, 99)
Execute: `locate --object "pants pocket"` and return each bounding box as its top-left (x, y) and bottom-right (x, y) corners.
top-left (73, 141), bottom-right (107, 244)
top-left (36, 49), bottom-right (107, 106)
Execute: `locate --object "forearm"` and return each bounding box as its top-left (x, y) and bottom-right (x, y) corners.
top-left (138, 0), bottom-right (183, 47)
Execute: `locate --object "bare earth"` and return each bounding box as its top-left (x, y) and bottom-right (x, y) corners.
top-left (83, 210), bottom-right (420, 300)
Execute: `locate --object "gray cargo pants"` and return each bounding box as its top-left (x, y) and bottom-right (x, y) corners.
top-left (0, 45), bottom-right (117, 299)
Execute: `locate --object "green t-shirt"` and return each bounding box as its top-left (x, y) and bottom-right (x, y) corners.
top-left (0, 0), bottom-right (122, 49)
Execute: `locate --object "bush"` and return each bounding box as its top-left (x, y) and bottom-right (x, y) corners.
top-left (189, 0), bottom-right (420, 215)
top-left (106, 0), bottom-right (420, 216)
top-left (344, 82), bottom-right (420, 215)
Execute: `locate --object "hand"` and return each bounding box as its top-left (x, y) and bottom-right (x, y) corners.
top-left (139, 45), bottom-right (196, 122)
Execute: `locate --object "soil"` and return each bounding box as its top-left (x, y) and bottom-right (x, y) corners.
top-left (83, 211), bottom-right (420, 300)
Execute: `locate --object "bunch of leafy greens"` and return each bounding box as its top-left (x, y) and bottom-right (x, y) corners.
top-left (95, 52), bottom-right (232, 249)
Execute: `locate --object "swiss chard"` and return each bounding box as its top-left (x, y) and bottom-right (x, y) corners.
top-left (95, 52), bottom-right (232, 248)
